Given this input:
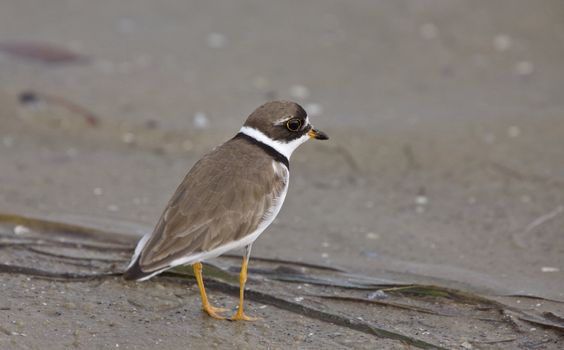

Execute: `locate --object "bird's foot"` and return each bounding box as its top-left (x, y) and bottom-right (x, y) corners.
top-left (202, 304), bottom-right (228, 320)
top-left (229, 310), bottom-right (258, 321)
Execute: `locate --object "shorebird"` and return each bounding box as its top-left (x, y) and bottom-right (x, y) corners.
top-left (124, 101), bottom-right (328, 320)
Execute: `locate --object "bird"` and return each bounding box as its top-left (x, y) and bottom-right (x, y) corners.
top-left (123, 100), bottom-right (328, 321)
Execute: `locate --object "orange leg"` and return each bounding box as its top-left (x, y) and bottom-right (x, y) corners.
top-left (230, 249), bottom-right (257, 321)
top-left (193, 262), bottom-right (227, 319)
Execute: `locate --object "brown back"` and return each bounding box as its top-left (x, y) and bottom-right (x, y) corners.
top-left (138, 136), bottom-right (287, 272)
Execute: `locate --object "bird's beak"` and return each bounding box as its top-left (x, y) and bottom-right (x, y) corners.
top-left (308, 128), bottom-right (329, 140)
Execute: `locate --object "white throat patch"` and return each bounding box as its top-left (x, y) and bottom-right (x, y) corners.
top-left (239, 126), bottom-right (309, 160)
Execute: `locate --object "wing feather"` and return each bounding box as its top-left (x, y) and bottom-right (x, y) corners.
top-left (137, 138), bottom-right (286, 272)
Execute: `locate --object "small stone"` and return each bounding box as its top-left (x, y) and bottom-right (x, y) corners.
top-left (206, 33), bottom-right (226, 49)
top-left (14, 225), bottom-right (31, 235)
top-left (93, 187), bottom-right (103, 196)
top-left (461, 341), bottom-right (473, 349)
top-left (107, 204), bottom-right (119, 212)
top-left (493, 34), bottom-right (512, 52)
top-left (321, 252), bottom-right (329, 258)
top-left (514, 61), bottom-right (534, 76)
top-left (415, 195), bottom-right (428, 205)
top-left (321, 241), bottom-right (330, 248)
top-left (289, 85), bottom-right (310, 99)
top-left (541, 266), bottom-right (560, 273)
top-left (367, 290), bottom-right (388, 300)
top-left (193, 112), bottom-right (209, 129)
top-left (294, 297), bottom-right (304, 302)
top-left (365, 232), bottom-right (380, 240)
top-left (507, 126), bottom-right (521, 138)
top-left (122, 132), bottom-right (135, 144)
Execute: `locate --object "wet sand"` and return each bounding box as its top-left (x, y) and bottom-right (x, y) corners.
top-left (1, 0), bottom-right (563, 349)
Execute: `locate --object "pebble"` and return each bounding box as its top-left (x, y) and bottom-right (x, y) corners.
top-left (193, 112), bottom-right (210, 129)
top-left (367, 290), bottom-right (388, 300)
top-left (93, 187), bottom-right (103, 196)
top-left (541, 266), bottom-right (560, 273)
top-left (107, 204), bottom-right (119, 212)
top-left (415, 195), bottom-right (428, 205)
top-left (507, 126), bottom-right (521, 138)
top-left (365, 232), bottom-right (380, 240)
top-left (206, 33), bottom-right (226, 49)
top-left (514, 61), bottom-right (534, 76)
top-left (461, 341), bottom-right (473, 349)
top-left (13, 225), bottom-right (31, 235)
top-left (121, 132), bottom-right (135, 144)
top-left (294, 297), bottom-right (304, 302)
top-left (493, 34), bottom-right (512, 52)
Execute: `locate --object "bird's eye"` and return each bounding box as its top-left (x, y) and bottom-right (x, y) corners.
top-left (286, 118), bottom-right (302, 131)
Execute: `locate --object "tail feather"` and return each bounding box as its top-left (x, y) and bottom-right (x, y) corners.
top-left (123, 257), bottom-right (159, 281)
top-left (123, 257), bottom-right (144, 280)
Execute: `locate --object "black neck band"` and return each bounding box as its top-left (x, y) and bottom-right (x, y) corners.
top-left (234, 132), bottom-right (289, 169)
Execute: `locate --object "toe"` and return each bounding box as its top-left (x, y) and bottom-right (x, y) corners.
top-left (203, 306), bottom-right (226, 320)
top-left (230, 312), bottom-right (258, 321)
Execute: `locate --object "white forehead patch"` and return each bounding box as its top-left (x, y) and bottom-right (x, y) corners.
top-left (239, 126), bottom-right (309, 160)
